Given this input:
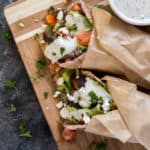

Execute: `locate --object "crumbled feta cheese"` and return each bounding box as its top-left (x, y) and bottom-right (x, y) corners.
top-left (53, 91), bottom-right (61, 97)
top-left (42, 24), bottom-right (48, 31)
top-left (102, 102), bottom-right (110, 112)
top-left (65, 12), bottom-right (90, 33)
top-left (35, 18), bottom-right (39, 22)
top-left (57, 10), bottom-right (64, 20)
top-left (44, 36), bottom-right (77, 63)
top-left (60, 107), bottom-right (88, 122)
top-left (56, 101), bottom-right (64, 109)
top-left (59, 27), bottom-right (69, 35)
top-left (40, 40), bottom-right (45, 44)
top-left (83, 113), bottom-right (91, 124)
top-left (67, 77), bottom-right (112, 109)
top-left (57, 77), bottom-right (64, 85)
top-left (67, 93), bottom-right (76, 102)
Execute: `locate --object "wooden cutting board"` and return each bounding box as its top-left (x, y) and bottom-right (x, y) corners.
top-left (4, 0), bottom-right (145, 150)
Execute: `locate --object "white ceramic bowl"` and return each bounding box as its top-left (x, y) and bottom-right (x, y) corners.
top-left (108, 0), bottom-right (150, 26)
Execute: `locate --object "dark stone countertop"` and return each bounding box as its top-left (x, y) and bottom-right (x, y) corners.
top-left (0, 1), bottom-right (57, 150)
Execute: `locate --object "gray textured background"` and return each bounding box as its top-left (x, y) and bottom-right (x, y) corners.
top-left (0, 0), bottom-right (57, 150)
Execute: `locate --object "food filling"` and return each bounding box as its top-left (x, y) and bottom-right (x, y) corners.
top-left (43, 3), bottom-right (93, 64)
top-left (54, 69), bottom-right (115, 125)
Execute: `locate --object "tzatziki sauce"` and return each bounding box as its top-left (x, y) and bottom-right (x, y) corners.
top-left (114, 0), bottom-right (150, 20)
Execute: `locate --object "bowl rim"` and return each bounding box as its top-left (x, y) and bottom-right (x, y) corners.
top-left (108, 0), bottom-right (150, 26)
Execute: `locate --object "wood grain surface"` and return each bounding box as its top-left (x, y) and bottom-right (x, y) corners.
top-left (4, 0), bottom-right (146, 150)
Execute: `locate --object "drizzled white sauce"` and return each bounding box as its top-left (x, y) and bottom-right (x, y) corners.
top-left (44, 36), bottom-right (77, 63)
top-left (114, 0), bottom-right (150, 20)
top-left (67, 77), bottom-right (111, 110)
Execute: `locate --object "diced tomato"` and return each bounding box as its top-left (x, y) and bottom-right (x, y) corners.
top-left (62, 128), bottom-right (76, 141)
top-left (49, 63), bottom-right (61, 72)
top-left (71, 3), bottom-right (82, 13)
top-left (76, 32), bottom-right (92, 46)
top-left (72, 78), bottom-right (79, 90)
top-left (46, 14), bottom-right (57, 26)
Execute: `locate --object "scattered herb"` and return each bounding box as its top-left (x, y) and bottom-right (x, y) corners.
top-left (78, 45), bottom-right (88, 51)
top-left (48, 6), bottom-right (55, 14)
top-left (36, 58), bottom-right (47, 77)
top-left (44, 26), bottom-right (53, 33)
top-left (10, 104), bottom-right (17, 112)
top-left (77, 96), bottom-right (81, 101)
top-left (94, 4), bottom-right (104, 9)
top-left (62, 69), bottom-right (74, 92)
top-left (33, 33), bottom-right (39, 40)
top-left (19, 131), bottom-right (32, 137)
top-left (5, 80), bottom-right (19, 93)
top-left (87, 107), bottom-right (103, 117)
top-left (60, 47), bottom-right (65, 55)
top-left (66, 106), bottom-right (77, 112)
top-left (44, 92), bottom-right (48, 99)
top-left (96, 141), bottom-right (107, 150)
top-left (71, 117), bottom-right (79, 124)
top-left (75, 69), bottom-right (80, 78)
top-left (68, 24), bottom-right (77, 32)
top-left (52, 52), bottom-right (56, 56)
top-left (3, 32), bottom-right (12, 41)
top-left (88, 91), bottom-right (99, 103)
top-left (57, 23), bottom-right (65, 29)
top-left (83, 18), bottom-right (93, 31)
top-left (30, 76), bottom-right (38, 82)
top-left (18, 121), bottom-right (32, 138)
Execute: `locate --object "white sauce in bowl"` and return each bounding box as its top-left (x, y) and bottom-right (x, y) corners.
top-left (114, 0), bottom-right (150, 20)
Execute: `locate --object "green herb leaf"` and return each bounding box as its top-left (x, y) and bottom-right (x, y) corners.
top-left (57, 23), bottom-right (65, 29)
top-left (66, 106), bottom-right (77, 112)
top-left (44, 92), bottom-right (48, 99)
top-left (44, 26), bottom-right (53, 33)
top-left (3, 32), bottom-right (12, 41)
top-left (60, 47), bottom-right (65, 55)
top-left (62, 69), bottom-right (74, 92)
top-left (71, 117), bottom-right (79, 124)
top-left (48, 6), bottom-right (55, 13)
top-left (86, 107), bottom-right (103, 117)
top-left (96, 141), bottom-right (107, 150)
top-left (103, 84), bottom-right (110, 93)
top-left (68, 24), bottom-right (77, 32)
top-left (18, 121), bottom-right (32, 138)
top-left (94, 4), bottom-right (104, 9)
top-left (78, 45), bottom-right (88, 51)
top-left (88, 91), bottom-right (99, 103)
top-left (75, 69), bottom-right (80, 78)
top-left (10, 104), bottom-right (17, 112)
top-left (33, 33), bottom-right (39, 40)
top-left (52, 52), bottom-right (56, 56)
top-left (19, 131), bottom-right (32, 138)
top-left (5, 80), bottom-right (19, 93)
top-left (36, 58), bottom-right (46, 77)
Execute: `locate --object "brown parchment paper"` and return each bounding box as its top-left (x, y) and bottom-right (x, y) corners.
top-left (103, 76), bottom-right (150, 150)
top-left (86, 110), bottom-right (136, 143)
top-left (90, 7), bottom-right (150, 89)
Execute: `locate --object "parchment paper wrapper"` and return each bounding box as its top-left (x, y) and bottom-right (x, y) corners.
top-left (87, 7), bottom-right (150, 89)
top-left (102, 76), bottom-right (150, 149)
top-left (86, 110), bottom-right (136, 143)
top-left (85, 74), bottom-right (150, 149)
